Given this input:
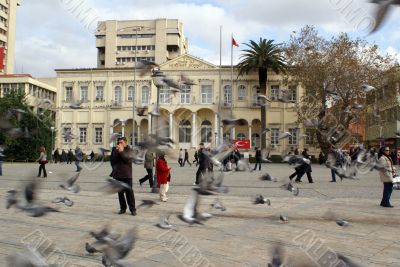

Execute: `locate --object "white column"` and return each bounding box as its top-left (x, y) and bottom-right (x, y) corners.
top-left (109, 126), bottom-right (113, 147)
top-left (148, 114), bottom-right (152, 135)
top-left (231, 127), bottom-right (236, 141)
top-left (169, 112), bottom-right (173, 140)
top-left (214, 113), bottom-right (218, 146)
top-left (121, 122), bottom-right (125, 137)
top-left (137, 124), bottom-right (141, 143)
top-left (191, 112), bottom-right (196, 147)
top-left (248, 126), bottom-right (252, 149)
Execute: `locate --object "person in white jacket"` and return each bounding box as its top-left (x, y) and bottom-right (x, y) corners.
top-left (378, 147), bottom-right (396, 208)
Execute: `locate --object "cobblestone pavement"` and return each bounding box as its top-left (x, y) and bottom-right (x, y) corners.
top-left (0, 162), bottom-right (399, 266)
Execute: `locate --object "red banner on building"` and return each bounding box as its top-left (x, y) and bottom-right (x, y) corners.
top-left (234, 139), bottom-right (251, 149)
top-left (0, 47), bottom-right (4, 70)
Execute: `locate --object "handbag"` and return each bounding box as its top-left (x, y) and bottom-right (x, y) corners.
top-left (39, 160), bottom-right (48, 164)
top-left (393, 176), bottom-right (400, 190)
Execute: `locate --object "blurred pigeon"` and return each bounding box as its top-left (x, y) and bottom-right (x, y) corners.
top-left (52, 197), bottom-right (74, 207)
top-left (362, 84), bottom-right (376, 92)
top-left (369, 0), bottom-right (400, 35)
top-left (336, 219), bottom-right (350, 227)
top-left (180, 73), bottom-right (197, 86)
top-left (337, 253), bottom-right (364, 267)
top-left (221, 118), bottom-right (248, 126)
top-left (70, 101), bottom-right (83, 109)
top-left (178, 191), bottom-right (204, 225)
top-left (19, 206), bottom-right (59, 217)
top-left (280, 214), bottom-right (288, 222)
top-left (5, 190), bottom-right (19, 209)
top-left (259, 173), bottom-right (277, 182)
top-left (86, 242), bottom-right (101, 254)
top-left (136, 107), bottom-right (147, 116)
top-left (261, 127), bottom-right (271, 134)
top-left (210, 199), bottom-right (226, 211)
top-left (24, 179), bottom-right (39, 205)
top-left (7, 249), bottom-right (52, 267)
top-left (101, 178), bottom-right (130, 194)
top-left (59, 173), bottom-right (81, 193)
top-left (352, 102), bottom-right (363, 109)
top-left (103, 228), bottom-right (138, 261)
top-left (268, 246), bottom-right (284, 267)
top-left (254, 195), bottom-right (271, 205)
top-left (99, 147), bottom-right (111, 155)
top-left (281, 182), bottom-right (300, 196)
top-left (278, 132), bottom-right (291, 140)
top-left (109, 133), bottom-right (122, 143)
top-left (163, 77), bottom-right (181, 90)
top-left (137, 60), bottom-right (159, 76)
top-left (257, 94), bottom-right (271, 104)
top-left (156, 214), bottom-right (177, 230)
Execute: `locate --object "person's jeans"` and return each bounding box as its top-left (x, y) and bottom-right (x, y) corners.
top-left (381, 182), bottom-right (393, 206)
top-left (254, 159), bottom-right (261, 170)
top-left (0, 161), bottom-right (3, 176)
top-left (116, 178), bottom-right (136, 212)
top-left (195, 167), bottom-right (206, 184)
top-left (160, 182), bottom-right (169, 201)
top-left (38, 163), bottom-right (47, 177)
top-left (178, 158), bottom-right (183, 166)
top-left (183, 158), bottom-right (191, 166)
top-left (139, 168), bottom-right (154, 187)
top-left (75, 160), bottom-right (82, 171)
top-left (331, 169), bottom-right (337, 182)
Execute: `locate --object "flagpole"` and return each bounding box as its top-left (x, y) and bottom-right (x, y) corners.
top-left (230, 33), bottom-right (234, 118)
top-left (218, 25), bottom-right (222, 146)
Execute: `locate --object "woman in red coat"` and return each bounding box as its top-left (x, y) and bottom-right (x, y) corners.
top-left (156, 153), bottom-right (171, 202)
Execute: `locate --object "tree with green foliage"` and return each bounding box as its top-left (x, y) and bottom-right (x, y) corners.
top-left (0, 91), bottom-right (54, 161)
top-left (237, 38), bottom-right (288, 149)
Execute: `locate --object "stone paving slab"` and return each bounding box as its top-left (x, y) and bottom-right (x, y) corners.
top-left (0, 163), bottom-right (399, 266)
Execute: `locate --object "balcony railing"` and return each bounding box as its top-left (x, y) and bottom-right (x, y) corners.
top-left (111, 100), bottom-right (123, 108)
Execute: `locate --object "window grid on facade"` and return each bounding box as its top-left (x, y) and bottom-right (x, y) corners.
top-left (180, 85), bottom-right (191, 104)
top-left (79, 128), bottom-right (87, 143)
top-left (159, 87), bottom-right (170, 104)
top-left (200, 120), bottom-right (212, 143)
top-left (271, 85), bottom-right (279, 101)
top-left (253, 86), bottom-right (260, 105)
top-left (65, 87), bottom-right (73, 102)
top-left (289, 85), bottom-right (297, 102)
top-left (128, 86), bottom-right (134, 101)
top-left (63, 128), bottom-right (72, 143)
top-left (288, 128), bottom-right (297, 145)
top-left (141, 86), bottom-right (149, 105)
top-left (201, 85), bottom-right (212, 104)
top-left (114, 86), bottom-right (122, 103)
top-left (95, 127), bottom-right (103, 143)
top-left (223, 85), bottom-right (232, 105)
top-left (80, 86), bottom-right (88, 102)
top-left (271, 128), bottom-right (280, 145)
top-left (237, 133), bottom-right (246, 140)
top-left (237, 85), bottom-right (246, 101)
top-left (305, 129), bottom-right (314, 145)
top-left (96, 86), bottom-right (104, 101)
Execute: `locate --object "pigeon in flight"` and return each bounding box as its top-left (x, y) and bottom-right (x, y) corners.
top-left (278, 131), bottom-right (292, 140)
top-left (156, 214), bottom-right (178, 230)
top-left (137, 199), bottom-right (159, 209)
top-left (178, 191), bottom-right (211, 225)
top-left (369, 0), bottom-right (400, 34)
top-left (253, 195), bottom-right (271, 205)
top-left (59, 173), bottom-right (81, 193)
top-left (19, 206), bottom-right (59, 217)
top-left (52, 197), bottom-right (74, 207)
top-left (100, 178), bottom-right (130, 194)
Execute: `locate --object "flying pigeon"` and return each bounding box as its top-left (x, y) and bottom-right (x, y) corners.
top-left (280, 214), bottom-right (288, 222)
top-left (52, 197), bottom-right (74, 207)
top-left (100, 178), bottom-right (130, 194)
top-left (156, 214), bottom-right (177, 230)
top-left (59, 173), bottom-right (81, 193)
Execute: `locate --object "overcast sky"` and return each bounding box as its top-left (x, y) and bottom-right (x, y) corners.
top-left (15, 0), bottom-right (400, 77)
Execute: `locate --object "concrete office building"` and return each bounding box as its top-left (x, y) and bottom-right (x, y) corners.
top-left (96, 19), bottom-right (188, 68)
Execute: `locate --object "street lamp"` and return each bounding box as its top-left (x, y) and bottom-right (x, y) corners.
top-left (50, 126), bottom-right (55, 163)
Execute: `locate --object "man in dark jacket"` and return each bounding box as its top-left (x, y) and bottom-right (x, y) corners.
top-left (295, 148), bottom-right (314, 183)
top-left (183, 149), bottom-right (192, 167)
top-left (139, 151), bottom-right (154, 187)
top-left (67, 149), bottom-right (74, 164)
top-left (110, 137), bottom-right (137, 216)
top-left (253, 147), bottom-right (262, 171)
top-left (194, 143), bottom-right (206, 185)
top-left (53, 148), bottom-right (60, 163)
top-left (60, 149), bottom-right (67, 163)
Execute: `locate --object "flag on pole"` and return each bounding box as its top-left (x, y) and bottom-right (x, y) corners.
top-left (232, 37), bottom-right (239, 47)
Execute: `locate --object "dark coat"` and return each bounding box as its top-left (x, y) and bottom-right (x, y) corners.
top-left (300, 151), bottom-right (312, 173)
top-left (156, 158), bottom-right (170, 185)
top-left (255, 150), bottom-right (262, 160)
top-left (198, 149), bottom-right (207, 169)
top-left (110, 146), bottom-right (133, 179)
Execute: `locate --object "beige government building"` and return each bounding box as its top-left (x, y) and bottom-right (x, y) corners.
top-left (54, 19), bottom-right (317, 156)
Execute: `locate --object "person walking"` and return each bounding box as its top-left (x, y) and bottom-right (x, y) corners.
top-left (53, 148), bottom-right (60, 163)
top-left (74, 146), bottom-right (83, 172)
top-left (178, 148), bottom-right (184, 167)
top-left (67, 149), bottom-right (74, 164)
top-left (378, 146), bottom-right (396, 208)
top-left (318, 151), bottom-right (324, 165)
top-left (195, 143), bottom-right (206, 185)
top-left (330, 147), bottom-right (344, 182)
top-left (110, 137), bottom-right (137, 215)
top-left (183, 149), bottom-right (192, 167)
top-left (37, 146), bottom-right (48, 178)
top-left (295, 148), bottom-right (314, 183)
top-left (60, 149), bottom-right (66, 163)
top-left (90, 150), bottom-right (95, 162)
top-left (156, 152), bottom-right (171, 202)
top-left (253, 147), bottom-right (262, 171)
top-left (193, 150), bottom-right (198, 166)
top-left (289, 149), bottom-right (300, 180)
top-left (139, 150), bottom-right (155, 187)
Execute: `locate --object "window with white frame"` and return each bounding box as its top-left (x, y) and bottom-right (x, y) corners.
top-left (200, 120), bottom-right (212, 143)
top-left (180, 85), bottom-right (191, 104)
top-left (271, 128), bottom-right (280, 145)
top-left (80, 86), bottom-right (88, 102)
top-left (63, 127), bottom-right (72, 143)
top-left (271, 85), bottom-right (279, 101)
top-left (223, 85), bottom-right (232, 105)
top-left (95, 127), bottom-right (103, 143)
top-left (305, 129), bottom-right (314, 145)
top-left (79, 127), bottom-right (87, 143)
top-left (201, 84), bottom-right (212, 104)
top-left (95, 86), bottom-right (104, 101)
top-left (237, 85), bottom-right (246, 101)
top-left (127, 86), bottom-right (134, 101)
top-left (179, 120), bottom-right (191, 143)
top-left (252, 86), bottom-right (261, 105)
top-left (141, 86), bottom-right (149, 105)
top-left (237, 133), bottom-right (246, 140)
top-left (159, 87), bottom-right (170, 104)
top-left (114, 86), bottom-right (122, 103)
top-left (65, 87), bottom-right (73, 102)
top-left (289, 85), bottom-right (297, 102)
top-left (251, 133), bottom-right (260, 147)
top-left (289, 128), bottom-right (298, 145)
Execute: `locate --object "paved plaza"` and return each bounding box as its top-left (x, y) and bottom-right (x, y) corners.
top-left (0, 161), bottom-right (399, 266)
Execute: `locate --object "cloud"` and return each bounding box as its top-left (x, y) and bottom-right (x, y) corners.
top-left (14, 0), bottom-right (400, 77)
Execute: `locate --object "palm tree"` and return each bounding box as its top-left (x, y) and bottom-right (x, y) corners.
top-left (237, 38), bottom-right (287, 150)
